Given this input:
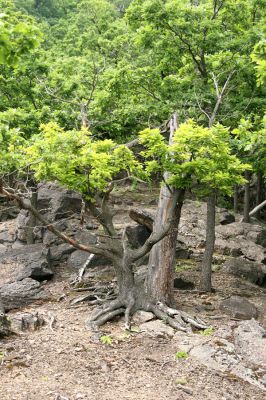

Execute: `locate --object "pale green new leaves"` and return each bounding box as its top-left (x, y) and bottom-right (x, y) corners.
top-left (24, 122), bottom-right (146, 198)
top-left (251, 40), bottom-right (266, 87)
top-left (0, 125), bottom-right (27, 174)
top-left (140, 120), bottom-right (248, 195)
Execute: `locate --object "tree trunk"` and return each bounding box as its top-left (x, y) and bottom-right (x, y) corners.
top-left (146, 112), bottom-right (185, 305)
top-left (233, 185), bottom-right (238, 214)
top-left (26, 184), bottom-right (38, 244)
top-left (243, 171), bottom-right (251, 223)
top-left (200, 192), bottom-right (216, 292)
top-left (146, 189), bottom-right (185, 305)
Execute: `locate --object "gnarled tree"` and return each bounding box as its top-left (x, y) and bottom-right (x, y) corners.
top-left (1, 120), bottom-right (246, 331)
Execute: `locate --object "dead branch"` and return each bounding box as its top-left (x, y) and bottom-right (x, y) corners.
top-left (0, 186), bottom-right (114, 260)
top-left (249, 199), bottom-right (266, 217)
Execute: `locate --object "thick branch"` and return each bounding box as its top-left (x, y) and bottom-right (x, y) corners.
top-left (0, 187), bottom-right (114, 260)
top-left (130, 189), bottom-right (181, 262)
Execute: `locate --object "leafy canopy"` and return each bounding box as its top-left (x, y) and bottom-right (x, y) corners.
top-left (23, 122), bottom-right (146, 198)
top-left (0, 0), bottom-right (41, 66)
top-left (4, 120), bottom-right (248, 200)
top-left (140, 120), bottom-right (248, 195)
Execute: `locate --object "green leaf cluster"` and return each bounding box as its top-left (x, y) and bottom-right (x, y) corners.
top-left (140, 120), bottom-right (248, 195)
top-left (24, 122), bottom-right (147, 198)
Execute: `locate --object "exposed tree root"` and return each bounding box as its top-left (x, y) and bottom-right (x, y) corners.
top-left (85, 297), bottom-right (209, 332)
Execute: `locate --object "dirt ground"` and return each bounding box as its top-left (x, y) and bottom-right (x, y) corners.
top-left (1, 268), bottom-right (266, 400)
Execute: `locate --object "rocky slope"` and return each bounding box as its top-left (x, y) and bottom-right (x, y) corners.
top-left (0, 184), bottom-right (266, 399)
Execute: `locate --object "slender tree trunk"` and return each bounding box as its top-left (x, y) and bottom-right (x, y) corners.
top-left (243, 170), bottom-right (251, 223)
top-left (255, 172), bottom-right (264, 218)
top-left (146, 112), bottom-right (185, 305)
top-left (26, 184), bottom-right (38, 244)
top-left (233, 185), bottom-right (238, 215)
top-left (200, 192), bottom-right (216, 292)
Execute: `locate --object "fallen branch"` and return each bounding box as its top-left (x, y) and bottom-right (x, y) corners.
top-left (249, 199), bottom-right (266, 217)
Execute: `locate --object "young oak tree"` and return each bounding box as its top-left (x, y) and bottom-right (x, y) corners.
top-left (1, 119), bottom-right (246, 329)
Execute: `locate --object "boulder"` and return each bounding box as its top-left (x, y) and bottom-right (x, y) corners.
top-left (139, 319), bottom-right (175, 338)
top-left (68, 250), bottom-right (90, 270)
top-left (222, 258), bottom-right (266, 286)
top-left (75, 229), bottom-right (98, 245)
top-left (0, 220), bottom-right (17, 244)
top-left (219, 296), bottom-right (258, 320)
top-left (174, 278), bottom-right (195, 290)
top-left (176, 240), bottom-right (191, 259)
top-left (67, 249), bottom-right (110, 270)
top-left (0, 301), bottom-right (11, 337)
top-left (234, 319), bottom-right (266, 368)
top-left (10, 311), bottom-right (45, 332)
top-left (37, 182), bottom-right (82, 220)
top-left (0, 244), bottom-right (53, 285)
top-left (126, 225), bottom-right (151, 248)
top-left (132, 311), bottom-right (155, 324)
top-left (0, 278), bottom-right (48, 310)
top-left (50, 243), bottom-right (75, 264)
top-left (218, 212), bottom-right (235, 225)
top-left (16, 209), bottom-right (31, 242)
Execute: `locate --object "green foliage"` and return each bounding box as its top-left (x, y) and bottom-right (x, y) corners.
top-left (199, 327), bottom-right (214, 336)
top-left (232, 116), bottom-right (266, 176)
top-left (252, 39), bottom-right (266, 86)
top-left (0, 0), bottom-right (41, 66)
top-left (175, 378), bottom-right (188, 385)
top-left (175, 351), bottom-right (189, 360)
top-left (100, 335), bottom-right (113, 345)
top-left (23, 122), bottom-right (147, 197)
top-left (140, 120), bottom-right (248, 196)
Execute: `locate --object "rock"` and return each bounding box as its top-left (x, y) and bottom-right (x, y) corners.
top-left (74, 230), bottom-right (98, 245)
top-left (16, 209), bottom-right (31, 242)
top-left (234, 319), bottom-right (266, 368)
top-left (219, 212), bottom-right (235, 225)
top-left (0, 278), bottom-right (48, 310)
top-left (0, 301), bottom-right (11, 337)
top-left (174, 278), bottom-right (195, 290)
top-left (50, 243), bottom-right (75, 264)
top-left (0, 243), bottom-right (7, 253)
top-left (255, 229), bottom-right (266, 248)
top-left (10, 311), bottom-right (45, 332)
top-left (140, 319), bottom-right (175, 338)
top-left (67, 250), bottom-right (110, 270)
top-left (37, 182), bottom-right (82, 220)
top-left (132, 311), bottom-right (155, 324)
top-left (0, 201), bottom-right (19, 222)
top-left (0, 244), bottom-right (53, 285)
top-left (222, 258), bottom-right (266, 286)
top-left (219, 296), bottom-right (258, 320)
top-left (176, 240), bottom-right (191, 259)
top-left (126, 225), bottom-right (151, 248)
top-left (0, 220), bottom-right (17, 244)
top-left (68, 250), bottom-right (90, 270)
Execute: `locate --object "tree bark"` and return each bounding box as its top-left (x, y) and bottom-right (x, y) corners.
top-left (146, 189), bottom-right (185, 305)
top-left (200, 192), bottom-right (216, 292)
top-left (146, 112), bottom-right (185, 305)
top-left (243, 170), bottom-right (251, 223)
